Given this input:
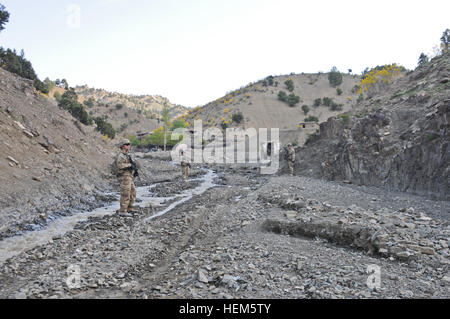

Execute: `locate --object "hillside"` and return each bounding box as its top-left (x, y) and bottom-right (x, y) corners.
top-left (294, 52), bottom-right (450, 200)
top-left (47, 86), bottom-right (174, 138)
top-left (182, 72), bottom-right (362, 145)
top-left (0, 68), bottom-right (118, 238)
top-left (74, 85), bottom-right (188, 120)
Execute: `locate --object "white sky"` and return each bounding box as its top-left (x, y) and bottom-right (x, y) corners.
top-left (0, 0), bottom-right (448, 107)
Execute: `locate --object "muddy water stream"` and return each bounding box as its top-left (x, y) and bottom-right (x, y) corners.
top-left (0, 170), bottom-right (217, 264)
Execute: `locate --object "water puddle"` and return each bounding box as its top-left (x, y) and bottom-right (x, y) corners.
top-left (143, 169), bottom-right (216, 222)
top-left (0, 169), bottom-right (217, 265)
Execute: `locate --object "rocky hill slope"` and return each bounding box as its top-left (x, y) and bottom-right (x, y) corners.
top-left (48, 86), bottom-right (181, 139)
top-left (294, 52), bottom-right (449, 200)
top-left (74, 85), bottom-right (188, 121)
top-left (0, 68), bottom-right (119, 239)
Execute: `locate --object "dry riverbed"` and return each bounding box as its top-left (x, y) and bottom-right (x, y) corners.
top-left (0, 157), bottom-right (449, 299)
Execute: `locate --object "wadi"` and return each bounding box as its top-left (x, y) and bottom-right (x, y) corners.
top-left (0, 3), bottom-right (448, 299)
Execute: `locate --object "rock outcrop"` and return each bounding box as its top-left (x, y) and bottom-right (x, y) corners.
top-left (296, 52), bottom-right (449, 200)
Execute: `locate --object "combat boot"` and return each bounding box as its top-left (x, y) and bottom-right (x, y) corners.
top-left (127, 206), bottom-right (139, 213)
top-left (117, 210), bottom-right (132, 217)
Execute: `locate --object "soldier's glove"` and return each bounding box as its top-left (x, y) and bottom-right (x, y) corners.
top-left (131, 161), bottom-right (137, 172)
top-left (133, 170), bottom-right (139, 178)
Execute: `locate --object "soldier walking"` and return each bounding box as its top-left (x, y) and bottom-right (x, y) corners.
top-left (286, 143), bottom-right (295, 176)
top-left (115, 139), bottom-right (139, 214)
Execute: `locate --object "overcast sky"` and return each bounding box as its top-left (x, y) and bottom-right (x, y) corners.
top-left (0, 0), bottom-right (448, 107)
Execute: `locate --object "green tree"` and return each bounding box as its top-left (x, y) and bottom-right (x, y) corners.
top-left (322, 97), bottom-right (333, 106)
top-left (0, 4), bottom-right (9, 32)
top-left (278, 91), bottom-right (288, 102)
top-left (313, 98), bottom-right (322, 107)
top-left (161, 103), bottom-right (171, 151)
top-left (336, 88), bottom-right (343, 95)
top-left (128, 134), bottom-right (141, 146)
top-left (83, 97), bottom-right (95, 107)
top-left (440, 29), bottom-right (449, 51)
top-left (418, 53), bottom-right (429, 67)
top-left (301, 105), bottom-right (310, 115)
top-left (33, 79), bottom-right (49, 94)
top-left (305, 116), bottom-right (319, 122)
top-left (266, 75), bottom-right (274, 86)
top-left (61, 79), bottom-right (69, 90)
top-left (93, 116), bottom-right (115, 139)
top-left (43, 78), bottom-right (55, 91)
top-left (59, 89), bottom-right (93, 126)
top-left (171, 118), bottom-right (186, 130)
top-left (0, 48), bottom-right (38, 80)
top-left (287, 93), bottom-right (300, 107)
top-left (232, 112), bottom-right (244, 123)
top-left (328, 66), bottom-right (343, 87)
top-left (284, 79), bottom-right (294, 92)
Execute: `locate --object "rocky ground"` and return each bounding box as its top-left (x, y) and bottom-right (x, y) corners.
top-left (0, 156), bottom-right (448, 299)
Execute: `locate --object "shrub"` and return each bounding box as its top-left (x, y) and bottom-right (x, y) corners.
top-left (284, 79), bottom-right (294, 92)
top-left (278, 91), bottom-right (288, 102)
top-left (232, 112), bottom-right (244, 123)
top-left (54, 91), bottom-right (62, 102)
top-left (358, 64), bottom-right (404, 97)
top-left (115, 103), bottom-right (124, 110)
top-left (351, 85), bottom-right (360, 94)
top-left (336, 88), bottom-right (343, 95)
top-left (33, 79), bottom-right (49, 94)
top-left (301, 105), bottom-right (310, 115)
top-left (83, 97), bottom-right (95, 107)
top-left (328, 66), bottom-right (343, 87)
top-left (287, 94), bottom-right (300, 107)
top-left (330, 102), bottom-right (343, 111)
top-left (322, 97), bottom-right (333, 106)
top-left (59, 89), bottom-right (93, 126)
top-left (128, 134), bottom-right (141, 146)
top-left (93, 116), bottom-right (116, 139)
top-left (314, 98), bottom-right (322, 107)
top-left (339, 113), bottom-right (350, 124)
top-left (171, 118), bottom-right (187, 130)
top-left (304, 116), bottom-right (319, 122)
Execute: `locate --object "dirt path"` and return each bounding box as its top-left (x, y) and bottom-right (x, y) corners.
top-left (0, 160), bottom-right (448, 299)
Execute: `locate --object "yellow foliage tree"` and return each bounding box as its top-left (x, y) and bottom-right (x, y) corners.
top-left (358, 64), bottom-right (403, 97)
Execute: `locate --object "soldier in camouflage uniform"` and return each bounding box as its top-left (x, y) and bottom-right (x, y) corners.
top-left (115, 139), bottom-right (138, 214)
top-left (286, 143), bottom-right (295, 176)
top-left (180, 149), bottom-right (190, 183)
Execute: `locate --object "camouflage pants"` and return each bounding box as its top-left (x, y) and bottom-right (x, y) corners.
top-left (287, 160), bottom-right (294, 175)
top-left (118, 175), bottom-right (136, 212)
top-left (181, 164), bottom-right (189, 182)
